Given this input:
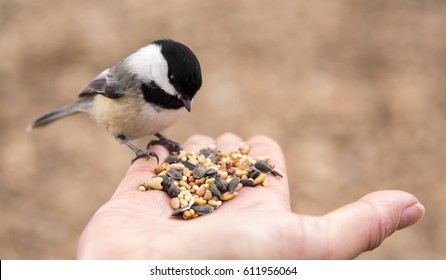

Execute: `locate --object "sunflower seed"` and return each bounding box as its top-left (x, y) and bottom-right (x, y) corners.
top-left (199, 148), bottom-right (211, 158)
top-left (181, 160), bottom-right (196, 170)
top-left (166, 182), bottom-right (179, 198)
top-left (209, 183), bottom-right (221, 197)
top-left (205, 167), bottom-right (218, 177)
top-left (254, 160), bottom-right (283, 177)
top-left (191, 205), bottom-right (214, 216)
top-left (271, 170), bottom-right (283, 178)
top-left (240, 178), bottom-right (259, 187)
top-left (254, 160), bottom-right (274, 173)
top-left (228, 177), bottom-right (241, 193)
top-left (208, 154), bottom-right (219, 163)
top-left (171, 205), bottom-right (191, 216)
top-left (215, 176), bottom-right (228, 193)
top-left (165, 155), bottom-right (180, 164)
top-left (167, 168), bottom-right (183, 180)
top-left (248, 169), bottom-right (261, 179)
top-left (193, 164), bottom-right (207, 179)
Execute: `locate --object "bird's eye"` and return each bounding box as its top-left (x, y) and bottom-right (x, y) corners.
top-left (169, 74), bottom-right (176, 81)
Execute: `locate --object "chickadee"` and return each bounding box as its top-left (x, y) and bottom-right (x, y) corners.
top-left (28, 39), bottom-right (202, 163)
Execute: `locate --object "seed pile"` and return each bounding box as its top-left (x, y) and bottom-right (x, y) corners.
top-left (139, 143), bottom-right (283, 219)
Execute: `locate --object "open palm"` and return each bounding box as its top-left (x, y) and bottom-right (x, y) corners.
top-left (77, 133), bottom-right (424, 259)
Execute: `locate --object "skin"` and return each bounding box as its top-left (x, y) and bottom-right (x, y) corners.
top-left (77, 133), bottom-right (425, 259)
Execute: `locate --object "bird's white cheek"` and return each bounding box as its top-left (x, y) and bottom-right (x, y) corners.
top-left (126, 44), bottom-right (177, 97)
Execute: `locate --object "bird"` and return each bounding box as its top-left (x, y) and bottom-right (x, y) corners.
top-left (28, 39), bottom-right (202, 164)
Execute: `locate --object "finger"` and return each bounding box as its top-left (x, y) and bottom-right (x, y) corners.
top-left (247, 134), bottom-right (287, 177)
top-left (246, 135), bottom-right (290, 208)
top-left (209, 134), bottom-right (291, 212)
top-left (295, 190), bottom-right (425, 259)
top-left (216, 132), bottom-right (244, 153)
top-left (182, 134), bottom-right (215, 153)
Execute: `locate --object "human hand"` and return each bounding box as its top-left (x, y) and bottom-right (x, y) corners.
top-left (77, 133), bottom-right (425, 259)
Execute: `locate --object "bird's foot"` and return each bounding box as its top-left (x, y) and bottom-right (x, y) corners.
top-left (147, 133), bottom-right (182, 155)
top-left (130, 149), bottom-right (160, 165)
top-left (116, 134), bottom-right (160, 165)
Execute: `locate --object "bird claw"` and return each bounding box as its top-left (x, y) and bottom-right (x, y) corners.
top-left (146, 133), bottom-right (182, 154)
top-left (130, 150), bottom-right (160, 165)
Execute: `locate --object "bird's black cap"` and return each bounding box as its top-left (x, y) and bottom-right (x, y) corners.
top-left (154, 39), bottom-right (202, 101)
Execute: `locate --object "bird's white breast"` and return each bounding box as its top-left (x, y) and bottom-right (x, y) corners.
top-left (90, 94), bottom-right (186, 140)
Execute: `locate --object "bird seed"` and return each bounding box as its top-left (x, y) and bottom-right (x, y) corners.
top-left (139, 142), bottom-right (283, 219)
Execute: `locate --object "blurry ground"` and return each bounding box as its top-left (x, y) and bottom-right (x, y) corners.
top-left (1, 0), bottom-right (445, 259)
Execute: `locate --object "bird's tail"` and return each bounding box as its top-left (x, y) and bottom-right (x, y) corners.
top-left (27, 97), bottom-right (93, 130)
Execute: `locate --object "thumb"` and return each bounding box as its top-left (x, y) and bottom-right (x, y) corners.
top-left (323, 190), bottom-right (425, 259)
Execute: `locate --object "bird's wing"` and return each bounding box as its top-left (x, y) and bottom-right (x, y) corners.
top-left (78, 69), bottom-right (108, 97)
top-left (78, 68), bottom-right (126, 99)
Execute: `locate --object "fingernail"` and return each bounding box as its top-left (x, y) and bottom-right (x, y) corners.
top-left (397, 202), bottom-right (425, 230)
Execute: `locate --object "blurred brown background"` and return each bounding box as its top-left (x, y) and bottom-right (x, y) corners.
top-left (1, 0), bottom-right (445, 259)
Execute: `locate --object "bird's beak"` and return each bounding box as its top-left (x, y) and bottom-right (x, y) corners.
top-left (182, 96), bottom-right (191, 112)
